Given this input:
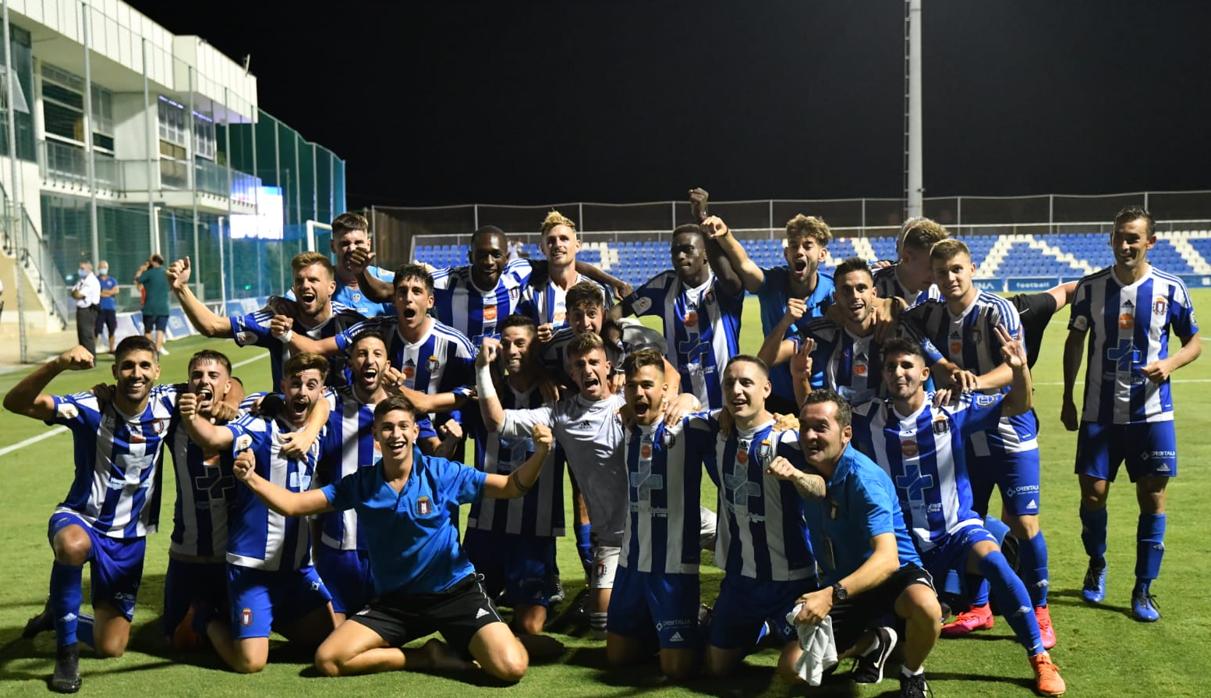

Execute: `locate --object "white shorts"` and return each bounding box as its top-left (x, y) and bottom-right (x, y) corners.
top-left (591, 545), bottom-right (620, 590)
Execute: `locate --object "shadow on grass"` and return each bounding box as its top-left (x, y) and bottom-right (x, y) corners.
top-left (924, 669), bottom-right (1035, 691)
top-left (1048, 588), bottom-right (1135, 619)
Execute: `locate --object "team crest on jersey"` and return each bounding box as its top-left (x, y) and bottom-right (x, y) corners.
top-left (241, 608), bottom-right (253, 626)
top-left (684, 310), bottom-right (698, 329)
top-left (932, 415), bottom-right (950, 435)
top-left (901, 439), bottom-right (919, 458)
top-left (483, 304), bottom-right (498, 322)
top-left (417, 496), bottom-right (431, 515)
top-left (554, 310), bottom-right (566, 324)
top-left (403, 359), bottom-right (417, 381)
top-left (758, 438), bottom-right (774, 465)
top-left (630, 296), bottom-right (652, 315)
top-left (854, 352), bottom-right (868, 377)
top-left (640, 442), bottom-right (653, 460)
top-left (428, 355), bottom-right (440, 367)
top-left (948, 332), bottom-right (962, 357)
top-left (970, 328), bottom-right (982, 346)
top-left (1154, 297), bottom-right (1168, 316)
top-left (736, 447), bottom-right (749, 466)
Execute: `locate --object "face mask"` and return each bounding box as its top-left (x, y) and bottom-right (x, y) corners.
top-left (98, 268), bottom-right (109, 275)
top-left (78, 267), bottom-right (88, 277)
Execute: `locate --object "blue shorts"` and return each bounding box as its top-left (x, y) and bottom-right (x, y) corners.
top-left (162, 558), bottom-right (228, 636)
top-left (462, 529), bottom-right (555, 608)
top-left (315, 545), bottom-right (375, 615)
top-left (1076, 420), bottom-right (1178, 483)
top-left (607, 566), bottom-right (701, 648)
top-left (48, 511), bottom-right (146, 622)
top-left (967, 447), bottom-right (1041, 518)
top-left (142, 314), bottom-right (168, 332)
top-left (227, 564), bottom-right (332, 640)
top-left (708, 574), bottom-right (816, 650)
top-left (920, 525), bottom-right (999, 591)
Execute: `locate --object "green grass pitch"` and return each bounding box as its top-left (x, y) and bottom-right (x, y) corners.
top-left (2, 293), bottom-right (1210, 696)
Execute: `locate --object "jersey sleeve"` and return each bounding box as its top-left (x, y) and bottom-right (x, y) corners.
top-left (228, 305), bottom-right (277, 348)
top-left (436, 341), bottom-right (476, 398)
top-left (430, 266), bottom-right (453, 290)
top-left (438, 457), bottom-right (488, 505)
top-left (1068, 279), bottom-right (1093, 332)
top-left (44, 392), bottom-right (98, 430)
top-left (333, 316), bottom-right (384, 352)
top-left (322, 468), bottom-right (364, 512)
top-left (847, 467), bottom-right (896, 541)
top-left (225, 413), bottom-right (269, 457)
top-left (950, 392), bottom-right (1005, 436)
top-left (619, 272), bottom-right (668, 318)
top-left (1170, 281), bottom-right (1199, 340)
top-left (504, 257), bottom-right (533, 285)
top-left (499, 404), bottom-right (555, 439)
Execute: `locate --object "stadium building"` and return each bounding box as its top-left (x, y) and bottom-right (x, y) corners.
top-left (0, 0), bottom-right (345, 345)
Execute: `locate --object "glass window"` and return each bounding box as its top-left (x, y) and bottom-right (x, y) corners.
top-left (158, 96), bottom-right (187, 146)
top-left (193, 112), bottom-right (215, 160)
top-left (43, 101), bottom-right (84, 141)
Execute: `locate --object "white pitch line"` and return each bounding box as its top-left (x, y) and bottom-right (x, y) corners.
top-left (0, 353), bottom-right (267, 459)
top-left (1035, 378), bottom-right (1211, 385)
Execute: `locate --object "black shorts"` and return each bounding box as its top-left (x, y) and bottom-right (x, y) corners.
top-left (350, 574), bottom-right (504, 658)
top-left (142, 314), bottom-right (168, 332)
top-left (96, 308), bottom-right (117, 334)
top-left (829, 563), bottom-right (935, 653)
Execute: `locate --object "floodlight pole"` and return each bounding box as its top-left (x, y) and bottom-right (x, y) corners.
top-left (905, 0), bottom-right (924, 219)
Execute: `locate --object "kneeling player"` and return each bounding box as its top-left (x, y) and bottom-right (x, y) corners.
top-left (234, 395), bottom-right (549, 682)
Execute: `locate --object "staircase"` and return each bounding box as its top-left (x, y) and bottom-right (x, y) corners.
top-left (0, 180), bottom-right (71, 333)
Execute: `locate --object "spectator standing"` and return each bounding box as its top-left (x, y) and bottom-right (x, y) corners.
top-left (70, 261), bottom-right (100, 353)
top-left (136, 254), bottom-right (171, 355)
top-left (96, 261), bottom-right (119, 353)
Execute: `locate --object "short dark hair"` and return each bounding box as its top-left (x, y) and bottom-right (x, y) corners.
top-left (500, 314), bottom-right (537, 335)
top-left (471, 225), bottom-right (507, 246)
top-left (880, 338), bottom-right (926, 364)
top-left (292, 251), bottom-right (336, 279)
top-left (566, 331), bottom-right (606, 360)
top-left (149, 254), bottom-right (165, 265)
top-left (348, 331), bottom-right (388, 354)
top-left (671, 223), bottom-right (705, 244)
top-left (899, 217), bottom-right (949, 252)
top-left (800, 388), bottom-right (852, 428)
top-left (928, 239), bottom-right (971, 264)
top-left (282, 352), bottom-right (329, 380)
top-left (622, 347), bottom-right (665, 378)
top-left (115, 335), bottom-right (158, 362)
top-left (332, 212), bottom-right (370, 238)
top-left (725, 354), bottom-right (770, 377)
top-left (188, 349), bottom-right (232, 375)
top-left (1114, 206), bottom-right (1155, 237)
top-left (833, 257), bottom-right (873, 283)
top-left (566, 281), bottom-right (606, 311)
top-left (393, 263), bottom-right (435, 292)
top-left (373, 394), bottom-right (418, 423)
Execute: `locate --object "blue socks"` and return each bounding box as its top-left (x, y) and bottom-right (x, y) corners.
top-left (50, 563), bottom-right (83, 648)
top-left (1018, 532), bottom-right (1050, 607)
top-left (1079, 506), bottom-right (1108, 562)
top-left (978, 551), bottom-right (1043, 656)
top-left (575, 523), bottom-right (593, 576)
top-left (1136, 513), bottom-right (1166, 583)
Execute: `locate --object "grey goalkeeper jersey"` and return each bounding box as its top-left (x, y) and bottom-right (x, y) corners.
top-left (501, 393), bottom-right (627, 546)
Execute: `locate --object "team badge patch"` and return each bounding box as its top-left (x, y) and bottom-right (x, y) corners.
top-left (417, 496), bottom-right (431, 515)
top-left (241, 608), bottom-right (253, 626)
top-left (1154, 297), bottom-right (1168, 316)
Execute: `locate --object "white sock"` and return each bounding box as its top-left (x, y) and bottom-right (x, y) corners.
top-left (902, 664), bottom-right (924, 677)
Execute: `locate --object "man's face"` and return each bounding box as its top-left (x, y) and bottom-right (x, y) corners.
top-left (541, 224), bottom-right (579, 268)
top-left (902, 246), bottom-right (935, 290)
top-left (568, 302), bottom-right (603, 336)
top-left (97, 262), bottom-right (109, 277)
top-left (187, 358), bottom-right (231, 417)
top-left (834, 269), bottom-right (877, 324)
top-left (625, 363), bottom-right (666, 425)
top-left (670, 232), bottom-right (707, 282)
top-left (331, 229), bottom-right (371, 274)
top-left (568, 347), bottom-right (612, 400)
top-left (500, 325), bottom-right (536, 375)
top-left (1111, 217), bottom-right (1155, 271)
top-left (722, 360), bottom-right (770, 422)
top-left (393, 276), bottom-right (435, 331)
top-left (349, 336), bottom-right (388, 394)
top-left (113, 349), bottom-right (160, 404)
top-left (882, 351), bottom-right (929, 402)
top-left (292, 263), bottom-right (336, 317)
top-left (931, 252), bottom-right (974, 302)
top-left (375, 408), bottom-right (420, 463)
top-left (784, 234), bottom-right (827, 283)
top-left (469, 232), bottom-right (508, 287)
top-left (799, 401), bottom-right (852, 470)
top-left (279, 368), bottom-right (326, 427)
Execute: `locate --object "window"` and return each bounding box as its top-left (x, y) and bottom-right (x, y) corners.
top-left (193, 111), bottom-right (215, 160)
top-left (40, 63), bottom-right (113, 152)
top-left (157, 96), bottom-right (187, 146)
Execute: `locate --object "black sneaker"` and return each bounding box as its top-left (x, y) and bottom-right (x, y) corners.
top-left (852, 626), bottom-right (898, 684)
top-left (22, 599), bottom-right (53, 639)
top-left (50, 643), bottom-right (81, 693)
top-left (899, 672), bottom-right (929, 698)
top-left (547, 576), bottom-right (565, 605)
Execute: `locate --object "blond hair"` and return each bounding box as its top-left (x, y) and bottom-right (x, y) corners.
top-left (541, 210), bottom-right (577, 236)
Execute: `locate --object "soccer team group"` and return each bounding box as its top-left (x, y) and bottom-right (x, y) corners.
top-left (6, 190), bottom-right (1199, 696)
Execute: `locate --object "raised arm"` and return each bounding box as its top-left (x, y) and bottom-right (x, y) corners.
top-left (766, 455), bottom-right (827, 500)
top-left (475, 337), bottom-right (507, 432)
top-left (788, 337), bottom-right (816, 409)
top-left (168, 257), bottom-right (232, 338)
top-left (483, 424), bottom-right (553, 498)
top-left (179, 392), bottom-right (235, 450)
top-left (3, 346), bottom-right (94, 420)
top-left (700, 216), bottom-right (746, 297)
top-left (277, 395), bottom-right (332, 460)
top-left (1060, 328), bottom-right (1086, 431)
top-left (573, 260), bottom-right (632, 302)
top-left (232, 450), bottom-right (333, 517)
top-left (997, 325), bottom-right (1033, 418)
top-left (703, 216), bottom-right (765, 293)
top-left (758, 300), bottom-right (805, 368)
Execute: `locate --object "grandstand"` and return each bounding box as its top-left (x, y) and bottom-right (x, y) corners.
top-left (415, 228), bottom-right (1211, 292)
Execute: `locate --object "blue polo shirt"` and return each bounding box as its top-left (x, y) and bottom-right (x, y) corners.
top-left (322, 449), bottom-right (487, 595)
top-left (757, 267), bottom-right (834, 403)
top-left (798, 444), bottom-right (920, 586)
top-left (98, 275), bottom-right (118, 310)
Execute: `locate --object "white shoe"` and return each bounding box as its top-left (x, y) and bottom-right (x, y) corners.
top-left (159, 347), bottom-right (170, 356)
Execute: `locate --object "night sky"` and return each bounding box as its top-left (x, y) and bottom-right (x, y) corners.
top-left (129, 1), bottom-right (1211, 210)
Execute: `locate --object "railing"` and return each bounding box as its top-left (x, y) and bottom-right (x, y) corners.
top-left (0, 178), bottom-right (71, 329)
top-left (39, 140), bottom-right (120, 190)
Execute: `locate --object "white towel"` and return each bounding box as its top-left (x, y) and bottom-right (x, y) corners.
top-left (786, 603), bottom-right (838, 686)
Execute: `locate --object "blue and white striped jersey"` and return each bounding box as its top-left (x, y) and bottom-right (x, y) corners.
top-left (705, 419), bottom-right (816, 582)
top-left (45, 384), bottom-right (178, 540)
top-left (224, 413), bottom-right (325, 571)
top-left (620, 415), bottom-right (711, 575)
top-left (851, 393), bottom-right (1005, 552)
top-left (317, 386), bottom-right (381, 551)
top-left (518, 272), bottom-right (612, 329)
top-left (229, 297), bottom-right (364, 389)
top-left (165, 393), bottom-right (235, 560)
top-left (466, 384), bottom-right (566, 538)
top-left (621, 271), bottom-right (744, 410)
top-left (1069, 267), bottom-right (1199, 425)
top-left (285, 265), bottom-right (396, 318)
top-left (432, 259), bottom-right (533, 342)
top-left (903, 294), bottom-right (1038, 458)
top-left (873, 264), bottom-right (941, 308)
top-left (794, 318), bottom-right (921, 405)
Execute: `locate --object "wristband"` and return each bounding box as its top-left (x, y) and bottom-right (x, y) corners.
top-left (477, 362), bottom-right (497, 400)
top-left (281, 329), bottom-right (294, 344)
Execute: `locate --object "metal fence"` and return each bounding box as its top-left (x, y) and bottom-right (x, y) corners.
top-left (367, 190), bottom-right (1211, 267)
